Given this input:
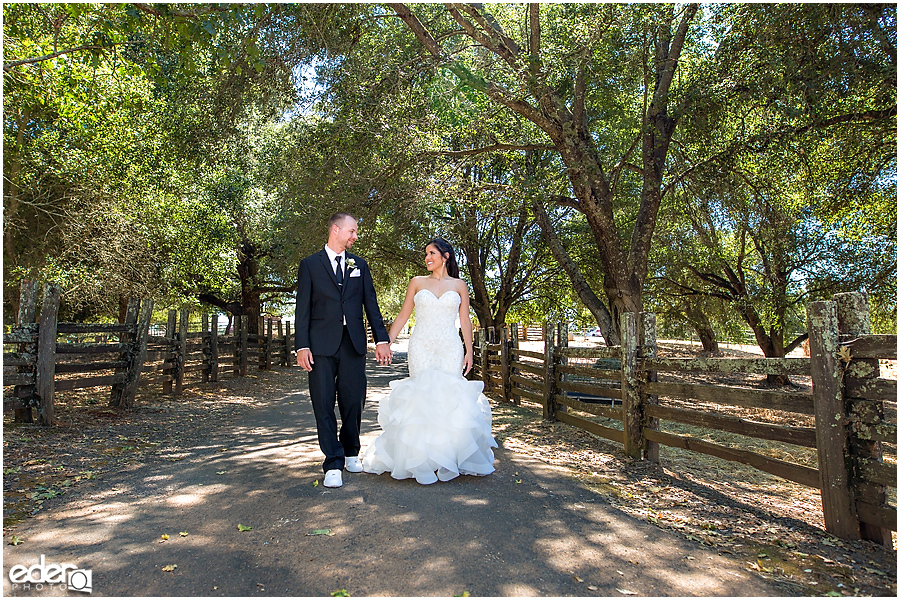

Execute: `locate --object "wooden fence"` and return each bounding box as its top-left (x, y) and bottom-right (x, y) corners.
top-left (3, 281), bottom-right (293, 422)
top-left (474, 292), bottom-right (896, 547)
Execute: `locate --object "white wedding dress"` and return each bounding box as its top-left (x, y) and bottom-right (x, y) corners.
top-left (362, 289), bottom-right (497, 484)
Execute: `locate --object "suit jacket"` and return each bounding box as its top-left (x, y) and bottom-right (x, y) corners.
top-left (294, 249), bottom-right (390, 356)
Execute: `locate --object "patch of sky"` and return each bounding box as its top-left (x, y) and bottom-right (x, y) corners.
top-left (283, 60), bottom-right (324, 121)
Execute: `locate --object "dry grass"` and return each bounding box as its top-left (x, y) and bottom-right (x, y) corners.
top-left (485, 337), bottom-right (897, 595)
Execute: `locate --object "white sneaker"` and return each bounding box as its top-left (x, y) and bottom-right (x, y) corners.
top-left (345, 456), bottom-right (363, 473)
top-left (323, 469), bottom-right (343, 488)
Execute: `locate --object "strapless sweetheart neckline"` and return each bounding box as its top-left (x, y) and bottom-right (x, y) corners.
top-left (415, 288), bottom-right (461, 301)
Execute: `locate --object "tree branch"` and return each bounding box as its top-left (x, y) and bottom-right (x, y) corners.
top-left (4, 44), bottom-right (106, 72)
top-left (547, 194), bottom-right (580, 210)
top-left (529, 3), bottom-right (542, 75)
top-left (785, 332), bottom-right (809, 354)
top-left (197, 293), bottom-right (243, 315)
top-left (423, 143), bottom-right (556, 157)
top-left (391, 4), bottom-right (551, 129)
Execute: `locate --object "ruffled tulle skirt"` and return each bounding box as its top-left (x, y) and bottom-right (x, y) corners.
top-left (362, 369), bottom-right (497, 484)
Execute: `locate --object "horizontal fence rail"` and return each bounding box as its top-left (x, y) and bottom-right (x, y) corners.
top-left (4, 282), bottom-right (295, 422)
top-left (474, 291), bottom-right (896, 548)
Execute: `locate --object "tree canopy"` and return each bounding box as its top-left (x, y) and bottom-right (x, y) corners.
top-left (4, 3), bottom-right (895, 346)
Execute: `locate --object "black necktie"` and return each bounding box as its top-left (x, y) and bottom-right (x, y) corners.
top-left (335, 255), bottom-right (343, 287)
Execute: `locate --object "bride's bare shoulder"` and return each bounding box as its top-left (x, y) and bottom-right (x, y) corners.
top-left (408, 276), bottom-right (428, 291)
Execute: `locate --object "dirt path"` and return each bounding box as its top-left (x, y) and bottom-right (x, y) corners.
top-left (3, 354), bottom-right (801, 596)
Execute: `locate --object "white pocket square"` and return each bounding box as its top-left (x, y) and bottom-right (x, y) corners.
top-left (349, 270), bottom-right (361, 278)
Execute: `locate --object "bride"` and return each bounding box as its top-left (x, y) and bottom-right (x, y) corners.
top-left (362, 238), bottom-right (497, 484)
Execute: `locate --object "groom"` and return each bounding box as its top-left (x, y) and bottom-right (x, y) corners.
top-left (295, 212), bottom-right (392, 488)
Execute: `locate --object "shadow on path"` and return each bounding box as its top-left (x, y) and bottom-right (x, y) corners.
top-left (3, 352), bottom-right (788, 597)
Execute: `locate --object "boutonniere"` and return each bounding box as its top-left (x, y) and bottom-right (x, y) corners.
top-left (346, 258), bottom-right (357, 271)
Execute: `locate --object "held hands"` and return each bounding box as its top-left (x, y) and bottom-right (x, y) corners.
top-left (375, 343), bottom-right (393, 366)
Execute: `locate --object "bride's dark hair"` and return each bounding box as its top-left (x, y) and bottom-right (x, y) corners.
top-left (425, 238), bottom-right (459, 279)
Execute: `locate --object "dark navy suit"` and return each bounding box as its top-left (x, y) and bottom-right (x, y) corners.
top-left (295, 249), bottom-right (389, 472)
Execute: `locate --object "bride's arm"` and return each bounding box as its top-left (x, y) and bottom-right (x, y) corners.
top-left (457, 281), bottom-right (475, 375)
top-left (387, 278), bottom-right (418, 343)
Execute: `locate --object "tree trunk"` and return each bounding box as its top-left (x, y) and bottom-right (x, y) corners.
top-left (392, 3), bottom-right (698, 346)
top-left (459, 206), bottom-right (494, 330)
top-left (236, 240), bottom-right (261, 335)
top-left (742, 308), bottom-right (791, 385)
top-left (532, 198), bottom-right (620, 345)
top-left (682, 301), bottom-right (719, 353)
top-left (118, 296), bottom-right (129, 324)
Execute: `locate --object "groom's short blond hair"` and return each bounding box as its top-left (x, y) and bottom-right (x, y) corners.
top-left (328, 212), bottom-right (356, 232)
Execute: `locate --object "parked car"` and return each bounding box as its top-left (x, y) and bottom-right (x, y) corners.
top-left (584, 327), bottom-right (604, 339)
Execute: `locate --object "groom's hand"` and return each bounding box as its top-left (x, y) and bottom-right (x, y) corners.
top-left (375, 343), bottom-right (392, 366)
top-left (296, 349), bottom-right (314, 371)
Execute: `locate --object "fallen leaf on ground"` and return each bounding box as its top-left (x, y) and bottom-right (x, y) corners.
top-left (9, 535), bottom-right (23, 546)
top-left (574, 576), bottom-right (584, 582)
top-left (162, 564), bottom-right (177, 572)
top-left (313, 480), bottom-right (319, 487)
top-left (160, 534), bottom-right (169, 542)
top-left (237, 524), bottom-right (252, 532)
top-left (307, 529), bottom-right (334, 536)
top-left (331, 589), bottom-right (350, 597)
top-left (179, 531), bottom-right (188, 537)
top-left (615, 588), bottom-right (634, 595)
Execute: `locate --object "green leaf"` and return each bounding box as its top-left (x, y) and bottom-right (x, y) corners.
top-left (331, 590), bottom-right (350, 597)
top-left (237, 524), bottom-right (252, 532)
top-left (306, 529), bottom-right (334, 536)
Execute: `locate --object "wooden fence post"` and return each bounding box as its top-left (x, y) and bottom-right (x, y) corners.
top-left (201, 314), bottom-right (210, 384)
top-left (807, 300), bottom-right (860, 540)
top-left (258, 316), bottom-right (266, 370)
top-left (265, 318), bottom-right (273, 370)
top-left (500, 326), bottom-right (510, 402)
top-left (835, 291), bottom-right (891, 546)
top-left (277, 320), bottom-right (285, 366)
top-left (480, 329), bottom-right (489, 389)
top-left (163, 310), bottom-right (176, 394)
top-left (557, 322), bottom-right (568, 415)
top-left (234, 315), bottom-right (242, 378)
top-left (111, 299), bottom-right (153, 409)
top-left (285, 321), bottom-right (292, 367)
top-left (509, 324), bottom-right (520, 405)
top-left (110, 298), bottom-right (139, 406)
top-left (35, 283), bottom-right (61, 426)
top-left (542, 321), bottom-right (558, 421)
top-left (621, 312), bottom-right (643, 460)
top-left (641, 312), bottom-right (659, 462)
top-left (240, 315), bottom-right (249, 376)
top-left (209, 313), bottom-right (219, 382)
top-left (14, 280), bottom-right (39, 423)
top-left (173, 308), bottom-right (188, 395)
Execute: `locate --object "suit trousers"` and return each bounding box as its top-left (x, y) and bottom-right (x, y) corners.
top-left (307, 326), bottom-right (367, 473)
